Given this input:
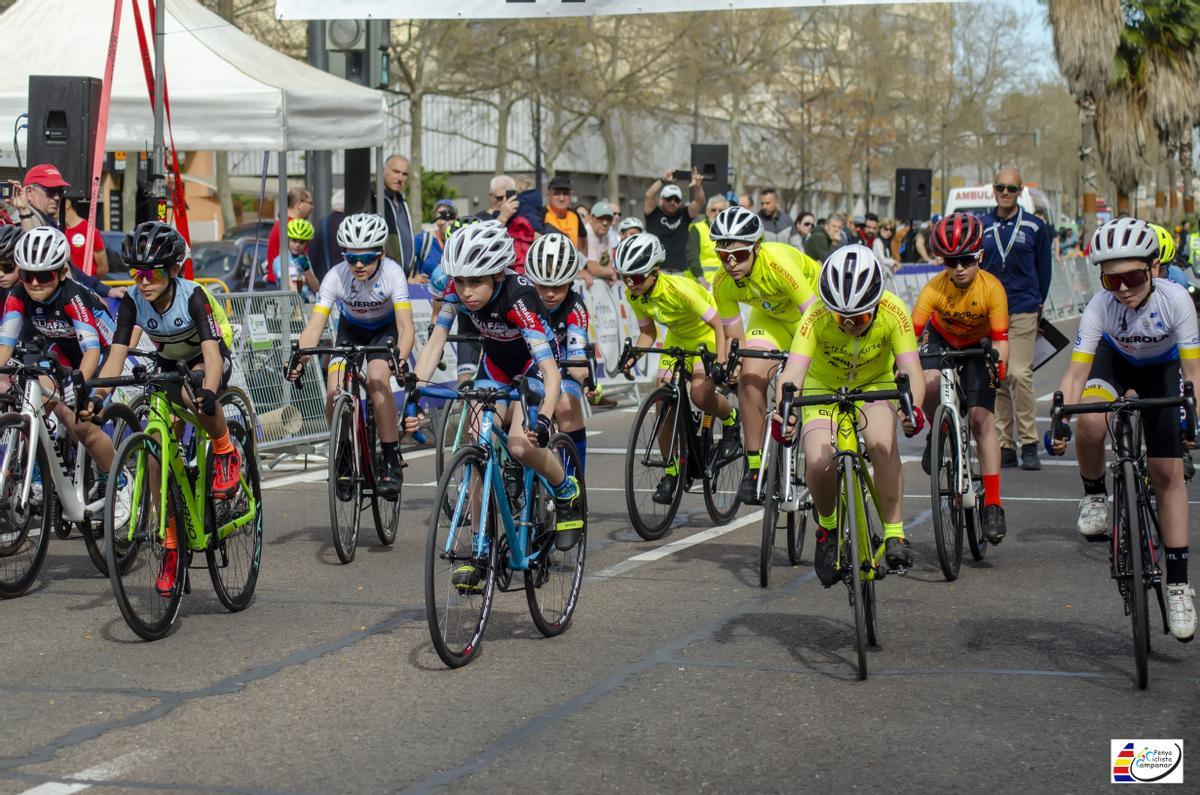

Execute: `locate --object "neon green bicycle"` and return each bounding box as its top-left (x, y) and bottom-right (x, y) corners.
top-left (84, 361), bottom-right (263, 641)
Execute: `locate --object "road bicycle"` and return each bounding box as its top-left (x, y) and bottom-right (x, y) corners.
top-left (927, 340), bottom-right (1000, 581)
top-left (782, 374), bottom-right (915, 681)
top-left (289, 341), bottom-right (404, 564)
top-left (84, 361), bottom-right (263, 641)
top-left (727, 340), bottom-right (810, 587)
top-left (617, 338), bottom-right (743, 541)
top-left (1050, 383), bottom-right (1196, 689)
top-left (434, 331), bottom-right (484, 483)
top-left (406, 372), bottom-right (588, 668)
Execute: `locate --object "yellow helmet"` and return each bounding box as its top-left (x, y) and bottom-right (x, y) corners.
top-left (1149, 223), bottom-right (1175, 263)
top-left (287, 218), bottom-right (315, 242)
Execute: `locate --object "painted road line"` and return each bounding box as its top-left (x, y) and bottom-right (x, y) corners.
top-left (591, 511), bottom-right (764, 579)
top-left (19, 752), bottom-right (145, 795)
top-left (262, 449), bottom-right (435, 489)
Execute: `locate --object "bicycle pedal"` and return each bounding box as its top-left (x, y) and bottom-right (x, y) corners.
top-left (886, 564), bottom-right (909, 576)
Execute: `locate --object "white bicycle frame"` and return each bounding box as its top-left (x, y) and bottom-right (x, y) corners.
top-left (757, 369), bottom-right (805, 510)
top-left (0, 376), bottom-right (101, 522)
top-left (939, 365), bottom-right (979, 509)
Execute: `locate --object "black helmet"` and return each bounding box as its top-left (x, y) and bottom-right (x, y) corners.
top-left (0, 224), bottom-right (23, 265)
top-left (122, 221), bottom-right (187, 269)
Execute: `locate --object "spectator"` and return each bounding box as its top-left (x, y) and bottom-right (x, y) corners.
top-left (582, 200), bottom-right (618, 286)
top-left (617, 216), bottom-right (644, 240)
top-left (859, 212), bottom-right (880, 248)
top-left (980, 165), bottom-right (1053, 471)
top-left (846, 214), bottom-right (863, 246)
top-left (687, 195), bottom-right (728, 288)
top-left (873, 217), bottom-right (899, 290)
top-left (271, 218), bottom-right (319, 300)
top-left (1188, 217), bottom-right (1200, 275)
top-left (480, 174), bottom-right (537, 267)
top-left (1177, 219), bottom-right (1191, 265)
top-left (378, 155), bottom-right (416, 274)
top-left (738, 194), bottom-right (753, 210)
top-left (544, 175), bottom-right (586, 249)
top-left (309, 190), bottom-right (346, 282)
top-left (758, 188), bottom-right (793, 243)
top-left (513, 175), bottom-right (545, 233)
top-left (265, 187), bottom-right (313, 285)
top-left (413, 199), bottom-right (458, 283)
top-left (644, 167), bottom-right (705, 273)
top-left (8, 164), bottom-right (69, 230)
top-left (62, 197), bottom-right (108, 276)
top-left (805, 212), bottom-right (846, 262)
top-left (789, 210), bottom-right (815, 250)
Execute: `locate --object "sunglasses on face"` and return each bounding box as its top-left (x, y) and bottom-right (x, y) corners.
top-left (32, 185), bottom-right (65, 199)
top-left (800, 221), bottom-right (814, 228)
top-left (716, 245), bottom-right (755, 264)
top-left (662, 196), bottom-right (681, 203)
top-left (345, 252), bottom-right (380, 266)
top-left (993, 183), bottom-right (1022, 195)
top-left (129, 268), bottom-right (165, 282)
top-left (622, 273), bottom-right (651, 286)
top-left (835, 310), bottom-right (874, 332)
top-left (20, 269), bottom-right (58, 285)
top-left (943, 255), bottom-right (980, 271)
top-left (1100, 268), bottom-right (1151, 292)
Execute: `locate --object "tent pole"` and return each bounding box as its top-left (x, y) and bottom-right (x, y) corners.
top-left (280, 151), bottom-right (290, 291)
top-left (152, 0), bottom-right (166, 209)
top-left (375, 147), bottom-right (384, 220)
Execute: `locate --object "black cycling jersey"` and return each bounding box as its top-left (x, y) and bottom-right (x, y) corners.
top-left (0, 279), bottom-right (114, 367)
top-left (547, 289), bottom-right (589, 360)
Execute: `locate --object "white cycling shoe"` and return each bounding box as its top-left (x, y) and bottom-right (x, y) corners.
top-left (111, 474), bottom-right (132, 529)
top-left (1076, 495), bottom-right (1110, 538)
top-left (1166, 585), bottom-right (1196, 642)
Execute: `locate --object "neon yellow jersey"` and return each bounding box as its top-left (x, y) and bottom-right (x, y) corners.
top-left (789, 291), bottom-right (919, 389)
top-left (628, 271), bottom-right (718, 342)
top-left (712, 241), bottom-right (818, 326)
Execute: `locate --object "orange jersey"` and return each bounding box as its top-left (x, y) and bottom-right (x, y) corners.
top-left (912, 269), bottom-right (1009, 348)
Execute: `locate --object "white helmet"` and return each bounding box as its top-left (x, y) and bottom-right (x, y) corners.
top-left (709, 206), bottom-right (763, 243)
top-left (818, 244), bottom-right (884, 315)
top-left (1088, 217), bottom-right (1158, 265)
top-left (337, 213), bottom-right (389, 249)
top-left (441, 220), bottom-right (514, 278)
top-left (525, 233), bottom-right (580, 286)
top-left (617, 216), bottom-right (645, 234)
top-left (14, 226), bottom-right (70, 272)
top-left (613, 233), bottom-right (666, 276)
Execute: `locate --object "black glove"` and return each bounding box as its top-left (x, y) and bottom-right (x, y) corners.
top-left (534, 413), bottom-right (552, 448)
top-left (87, 394), bottom-right (105, 418)
top-left (194, 388), bottom-right (218, 417)
top-left (708, 362), bottom-right (726, 385)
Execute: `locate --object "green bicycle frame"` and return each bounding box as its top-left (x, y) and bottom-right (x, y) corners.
top-left (832, 403), bottom-right (886, 581)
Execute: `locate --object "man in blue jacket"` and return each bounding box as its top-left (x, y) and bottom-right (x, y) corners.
top-left (980, 166), bottom-right (1053, 471)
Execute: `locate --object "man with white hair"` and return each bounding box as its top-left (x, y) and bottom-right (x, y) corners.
top-left (477, 173), bottom-right (536, 266)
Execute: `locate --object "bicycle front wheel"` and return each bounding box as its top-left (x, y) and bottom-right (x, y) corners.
top-left (704, 421), bottom-right (744, 525)
top-left (207, 387), bottom-right (263, 612)
top-left (426, 445), bottom-right (497, 668)
top-left (0, 414), bottom-right (52, 599)
top-left (1117, 460), bottom-right (1150, 689)
top-left (929, 406), bottom-right (964, 581)
top-left (327, 395), bottom-right (361, 564)
top-left (107, 431), bottom-right (185, 640)
top-left (365, 418), bottom-right (401, 546)
top-left (80, 403), bottom-right (142, 577)
top-left (840, 458), bottom-right (869, 681)
top-left (758, 443), bottom-right (779, 588)
top-left (525, 433), bottom-right (587, 637)
top-left (626, 387), bottom-right (684, 541)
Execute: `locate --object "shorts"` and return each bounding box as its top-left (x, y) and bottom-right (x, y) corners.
top-left (162, 353), bottom-right (233, 408)
top-left (560, 374), bottom-right (584, 401)
top-left (658, 329), bottom-right (717, 377)
top-left (798, 376), bottom-right (894, 432)
top-left (1081, 342), bottom-right (1183, 459)
top-left (918, 325), bottom-right (997, 413)
top-left (745, 308), bottom-right (799, 353)
top-left (330, 322), bottom-right (395, 371)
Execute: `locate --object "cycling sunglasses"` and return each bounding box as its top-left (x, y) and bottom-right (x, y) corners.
top-left (345, 252), bottom-right (381, 266)
top-left (943, 255), bottom-right (980, 270)
top-left (1100, 267), bottom-right (1151, 292)
top-left (0, 261), bottom-right (15, 274)
top-left (835, 310), bottom-right (875, 332)
top-left (128, 268), bottom-right (166, 282)
top-left (993, 183), bottom-right (1022, 195)
top-left (20, 269), bottom-right (58, 285)
top-left (622, 272), bottom-right (653, 287)
top-left (716, 245), bottom-right (756, 265)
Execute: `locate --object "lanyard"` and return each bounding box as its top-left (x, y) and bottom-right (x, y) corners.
top-left (991, 208), bottom-right (1023, 272)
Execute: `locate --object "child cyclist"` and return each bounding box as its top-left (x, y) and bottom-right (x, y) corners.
top-left (288, 213), bottom-right (415, 496)
top-left (523, 233), bottom-right (598, 471)
top-left (83, 221), bottom-right (236, 593)
top-left (0, 226), bottom-right (130, 518)
top-left (612, 232), bottom-right (739, 504)
top-left (1048, 217), bottom-right (1198, 641)
top-left (913, 212), bottom-right (1011, 544)
top-left (272, 218), bottom-right (319, 300)
top-left (775, 245), bottom-right (926, 582)
top-left (406, 221), bottom-right (583, 589)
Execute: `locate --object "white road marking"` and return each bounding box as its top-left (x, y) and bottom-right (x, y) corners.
top-left (261, 449), bottom-right (435, 489)
top-left (19, 752), bottom-right (145, 795)
top-left (591, 511), bottom-right (764, 578)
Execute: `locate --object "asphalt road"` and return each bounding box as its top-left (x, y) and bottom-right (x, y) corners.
top-left (1, 317), bottom-right (1198, 794)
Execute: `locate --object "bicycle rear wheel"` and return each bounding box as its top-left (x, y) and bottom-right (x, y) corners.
top-left (0, 414), bottom-right (52, 599)
top-left (930, 406), bottom-right (964, 581)
top-left (207, 388), bottom-right (263, 612)
top-left (426, 445), bottom-right (496, 668)
top-left (365, 417), bottom-right (401, 546)
top-left (840, 458), bottom-right (869, 681)
top-left (1117, 460), bottom-right (1149, 689)
top-left (625, 386), bottom-right (684, 540)
top-left (758, 443), bottom-right (779, 588)
top-left (704, 421), bottom-right (744, 525)
top-left (106, 431), bottom-right (185, 640)
top-left (525, 433), bottom-right (587, 637)
top-left (787, 445), bottom-right (808, 565)
top-left (327, 395), bottom-right (361, 564)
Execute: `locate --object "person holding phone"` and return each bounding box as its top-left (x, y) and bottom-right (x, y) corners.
top-left (644, 166), bottom-right (706, 274)
top-left (412, 199), bottom-right (458, 283)
top-left (478, 174), bottom-right (535, 267)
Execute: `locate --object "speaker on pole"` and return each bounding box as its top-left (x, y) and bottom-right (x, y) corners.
top-left (690, 144), bottom-right (729, 201)
top-left (894, 168), bottom-right (932, 221)
top-left (27, 76), bottom-right (103, 200)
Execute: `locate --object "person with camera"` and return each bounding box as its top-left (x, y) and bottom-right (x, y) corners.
top-left (644, 167), bottom-right (705, 274)
top-left (479, 174), bottom-right (536, 268)
top-left (412, 199), bottom-right (459, 283)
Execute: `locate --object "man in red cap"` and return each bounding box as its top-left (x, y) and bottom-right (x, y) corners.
top-left (8, 164), bottom-right (70, 230)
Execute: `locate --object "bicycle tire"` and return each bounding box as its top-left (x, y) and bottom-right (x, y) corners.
top-left (206, 387), bottom-right (263, 612)
top-left (0, 413), bottom-right (53, 599)
top-left (841, 457), bottom-right (869, 681)
top-left (106, 431), bottom-right (185, 640)
top-left (858, 472), bottom-right (880, 648)
top-left (703, 420), bottom-right (743, 525)
top-left (929, 406), bottom-right (963, 581)
top-left (625, 386), bottom-right (684, 541)
top-left (1118, 459), bottom-right (1150, 689)
top-left (964, 478), bottom-right (988, 562)
top-left (758, 443), bottom-right (780, 588)
top-left (80, 402), bottom-right (142, 577)
top-left (525, 433), bottom-right (587, 637)
top-left (365, 417), bottom-right (401, 547)
top-left (426, 444), bottom-right (497, 668)
top-left (787, 445), bottom-right (808, 565)
top-left (327, 394), bottom-right (361, 564)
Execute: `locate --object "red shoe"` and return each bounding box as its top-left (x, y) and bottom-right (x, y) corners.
top-left (212, 450), bottom-right (242, 499)
top-left (156, 549), bottom-right (178, 597)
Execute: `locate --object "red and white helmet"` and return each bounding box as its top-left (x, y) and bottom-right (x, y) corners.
top-left (929, 212), bottom-right (984, 259)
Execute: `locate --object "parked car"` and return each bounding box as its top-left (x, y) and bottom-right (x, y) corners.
top-left (222, 221), bottom-right (275, 242)
top-left (189, 236), bottom-right (270, 291)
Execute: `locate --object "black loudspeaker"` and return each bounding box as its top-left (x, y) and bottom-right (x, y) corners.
top-left (27, 76), bottom-right (103, 200)
top-left (691, 143), bottom-right (729, 201)
top-left (894, 168), bottom-right (932, 221)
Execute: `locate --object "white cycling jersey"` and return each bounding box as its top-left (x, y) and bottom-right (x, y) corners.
top-left (1072, 278), bottom-right (1200, 366)
top-left (314, 257), bottom-right (411, 331)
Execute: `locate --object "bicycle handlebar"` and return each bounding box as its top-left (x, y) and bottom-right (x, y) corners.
top-left (287, 340), bottom-right (404, 393)
top-left (1050, 381), bottom-right (1197, 444)
top-left (782, 373), bottom-right (915, 416)
top-left (615, 336), bottom-right (716, 381)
